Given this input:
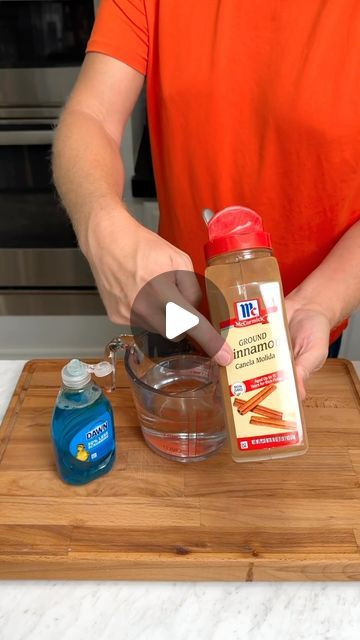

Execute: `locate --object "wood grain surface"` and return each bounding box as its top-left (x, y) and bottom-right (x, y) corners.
top-left (0, 359), bottom-right (360, 581)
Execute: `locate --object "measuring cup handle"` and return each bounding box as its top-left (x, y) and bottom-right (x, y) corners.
top-left (104, 335), bottom-right (135, 392)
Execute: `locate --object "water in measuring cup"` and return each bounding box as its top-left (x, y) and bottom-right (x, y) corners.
top-left (134, 358), bottom-right (226, 462)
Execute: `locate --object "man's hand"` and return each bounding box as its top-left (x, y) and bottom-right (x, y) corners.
top-left (284, 219), bottom-right (360, 399)
top-left (85, 206), bottom-right (233, 366)
top-left (52, 53), bottom-right (232, 367)
top-left (285, 297), bottom-right (331, 399)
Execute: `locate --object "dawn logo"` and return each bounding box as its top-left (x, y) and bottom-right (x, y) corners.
top-left (235, 299), bottom-right (260, 321)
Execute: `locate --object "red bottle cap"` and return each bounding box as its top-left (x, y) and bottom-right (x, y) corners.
top-left (204, 205), bottom-right (272, 260)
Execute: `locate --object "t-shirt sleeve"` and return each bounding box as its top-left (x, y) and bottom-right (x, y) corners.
top-left (86, 0), bottom-right (148, 75)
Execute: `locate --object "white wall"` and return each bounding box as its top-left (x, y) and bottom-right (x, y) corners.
top-left (0, 316), bottom-right (128, 360)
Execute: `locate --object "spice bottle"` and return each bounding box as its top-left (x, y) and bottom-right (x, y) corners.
top-left (204, 205), bottom-right (308, 462)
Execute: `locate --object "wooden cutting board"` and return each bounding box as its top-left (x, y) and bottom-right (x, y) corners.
top-left (1, 359), bottom-right (360, 581)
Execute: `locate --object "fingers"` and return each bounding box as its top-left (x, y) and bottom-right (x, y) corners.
top-left (175, 268), bottom-right (202, 308)
top-left (173, 262), bottom-right (232, 364)
top-left (101, 230), bottom-right (233, 368)
top-left (157, 277), bottom-right (233, 365)
top-left (288, 308), bottom-right (330, 399)
top-left (295, 364), bottom-right (309, 401)
top-left (174, 268), bottom-right (232, 362)
top-left (129, 269), bottom-right (233, 366)
top-left (215, 343), bottom-right (234, 366)
top-left (187, 311), bottom-right (233, 365)
top-left (295, 345), bottom-right (328, 400)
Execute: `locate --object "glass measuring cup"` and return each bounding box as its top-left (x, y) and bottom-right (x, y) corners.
top-left (105, 332), bottom-right (226, 462)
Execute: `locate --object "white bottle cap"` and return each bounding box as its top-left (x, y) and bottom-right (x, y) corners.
top-left (61, 359), bottom-right (113, 389)
top-left (90, 361), bottom-right (113, 378)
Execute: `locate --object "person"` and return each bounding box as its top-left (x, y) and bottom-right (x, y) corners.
top-left (53, 1), bottom-right (360, 399)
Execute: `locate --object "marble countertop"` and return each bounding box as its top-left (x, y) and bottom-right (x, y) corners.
top-left (1, 360), bottom-right (360, 640)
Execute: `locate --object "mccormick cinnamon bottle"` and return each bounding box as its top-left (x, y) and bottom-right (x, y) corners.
top-left (204, 205), bottom-right (308, 462)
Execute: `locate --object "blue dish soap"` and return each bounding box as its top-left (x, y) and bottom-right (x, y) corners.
top-left (51, 359), bottom-right (116, 485)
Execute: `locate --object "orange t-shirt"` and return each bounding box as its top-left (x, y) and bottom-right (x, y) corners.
top-left (87, 0), bottom-right (360, 339)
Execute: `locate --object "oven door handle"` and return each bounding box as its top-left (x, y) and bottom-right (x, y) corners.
top-left (0, 128), bottom-right (54, 146)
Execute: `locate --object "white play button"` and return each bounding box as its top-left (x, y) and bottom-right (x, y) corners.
top-left (165, 302), bottom-right (199, 340)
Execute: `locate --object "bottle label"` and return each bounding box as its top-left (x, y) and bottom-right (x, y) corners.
top-left (220, 282), bottom-right (304, 451)
top-left (69, 411), bottom-right (114, 462)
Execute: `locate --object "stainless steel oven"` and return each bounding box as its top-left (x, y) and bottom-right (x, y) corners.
top-left (0, 0), bottom-right (95, 114)
top-left (0, 0), bottom-right (104, 314)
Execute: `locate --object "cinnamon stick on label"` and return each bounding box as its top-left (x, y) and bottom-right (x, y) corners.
top-left (237, 406), bottom-right (283, 420)
top-left (238, 384), bottom-right (276, 415)
top-left (234, 397), bottom-right (283, 420)
top-left (250, 416), bottom-right (297, 431)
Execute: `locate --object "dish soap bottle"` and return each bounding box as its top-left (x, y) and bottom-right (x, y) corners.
top-left (204, 205), bottom-right (308, 462)
top-left (51, 359), bottom-right (116, 484)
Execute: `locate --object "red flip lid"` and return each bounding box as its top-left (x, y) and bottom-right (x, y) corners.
top-left (204, 205), bottom-right (272, 260)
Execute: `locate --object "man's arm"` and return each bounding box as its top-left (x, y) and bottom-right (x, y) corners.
top-left (53, 53), bottom-right (233, 366)
top-left (286, 219), bottom-right (360, 396)
top-left (288, 220), bottom-right (360, 327)
top-left (53, 52), bottom-right (144, 253)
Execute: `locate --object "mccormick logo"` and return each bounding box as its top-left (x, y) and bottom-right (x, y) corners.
top-left (235, 299), bottom-right (260, 321)
top-left (219, 298), bottom-right (278, 330)
top-left (233, 298), bottom-right (268, 327)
